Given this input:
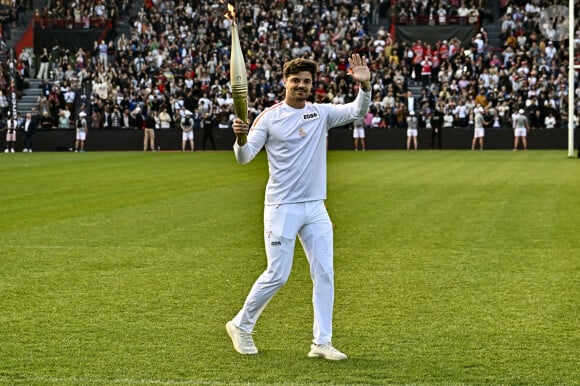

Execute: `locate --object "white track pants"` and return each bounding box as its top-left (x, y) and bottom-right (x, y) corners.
top-left (37, 62), bottom-right (49, 80)
top-left (233, 200), bottom-right (335, 345)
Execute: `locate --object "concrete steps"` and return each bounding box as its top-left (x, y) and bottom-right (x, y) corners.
top-left (483, 21), bottom-right (503, 50)
top-left (408, 79), bottom-right (424, 99)
top-left (18, 78), bottom-right (42, 114)
top-left (482, 0), bottom-right (503, 50)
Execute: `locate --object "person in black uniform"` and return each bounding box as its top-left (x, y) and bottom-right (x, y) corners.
top-left (430, 102), bottom-right (444, 149)
top-left (201, 112), bottom-right (216, 150)
top-left (22, 112), bottom-right (37, 152)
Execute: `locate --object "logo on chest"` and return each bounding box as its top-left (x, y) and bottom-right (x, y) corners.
top-left (302, 112), bottom-right (319, 121)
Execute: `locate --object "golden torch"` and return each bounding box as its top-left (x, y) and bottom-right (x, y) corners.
top-left (225, 3), bottom-right (248, 144)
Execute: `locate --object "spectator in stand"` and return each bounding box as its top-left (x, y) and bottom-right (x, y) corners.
top-left (131, 105), bottom-right (144, 131)
top-left (58, 106), bottom-right (70, 129)
top-left (121, 108), bottom-right (131, 129)
top-left (411, 40), bottom-right (424, 80)
top-left (159, 107), bottom-right (172, 129)
top-left (420, 56), bottom-right (432, 87)
top-left (457, 1), bottom-right (471, 24)
top-left (36, 48), bottom-right (50, 80)
top-left (474, 88), bottom-right (488, 109)
top-left (0, 90), bottom-right (8, 117)
top-left (405, 90), bottom-right (417, 114)
top-left (443, 107), bottom-right (454, 130)
top-left (436, 4), bottom-right (447, 25)
top-left (545, 111), bottom-right (556, 130)
top-left (47, 86), bottom-right (61, 128)
top-left (454, 99), bottom-right (469, 128)
top-left (472, 31), bottom-right (487, 60)
top-left (111, 106), bottom-right (121, 129)
top-left (397, 102), bottom-right (409, 129)
top-left (97, 40), bottom-right (109, 70)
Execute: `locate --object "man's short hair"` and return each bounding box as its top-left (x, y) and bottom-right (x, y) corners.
top-left (283, 58), bottom-right (317, 80)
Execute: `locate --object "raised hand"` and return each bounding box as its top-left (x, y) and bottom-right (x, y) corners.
top-left (348, 54), bottom-right (371, 91)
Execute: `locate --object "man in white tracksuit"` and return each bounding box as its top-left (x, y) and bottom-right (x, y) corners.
top-left (226, 54), bottom-right (371, 360)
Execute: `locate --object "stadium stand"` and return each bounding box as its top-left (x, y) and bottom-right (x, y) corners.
top-left (1, 0), bottom-right (579, 151)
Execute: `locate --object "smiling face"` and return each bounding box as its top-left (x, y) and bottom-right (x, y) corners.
top-left (284, 71), bottom-right (313, 108)
top-left (282, 58), bottom-right (317, 109)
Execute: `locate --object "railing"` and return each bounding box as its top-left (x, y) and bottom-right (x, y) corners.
top-left (395, 14), bottom-right (480, 27)
top-left (33, 16), bottom-right (112, 29)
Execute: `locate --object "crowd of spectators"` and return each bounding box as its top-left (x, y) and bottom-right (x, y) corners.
top-left (31, 0), bottom-right (130, 30)
top-left (0, 0), bottom-right (29, 108)
top-left (394, 0), bottom-right (490, 25)
top-left (1, 0), bottom-right (580, 138)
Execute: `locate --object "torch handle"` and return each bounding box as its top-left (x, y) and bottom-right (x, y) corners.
top-left (232, 84), bottom-right (248, 145)
top-left (232, 84), bottom-right (248, 123)
top-left (237, 133), bottom-right (248, 146)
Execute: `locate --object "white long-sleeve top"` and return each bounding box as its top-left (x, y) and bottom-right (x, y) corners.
top-left (234, 89), bottom-right (371, 205)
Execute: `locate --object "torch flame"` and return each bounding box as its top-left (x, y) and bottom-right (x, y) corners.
top-left (221, 1), bottom-right (236, 24)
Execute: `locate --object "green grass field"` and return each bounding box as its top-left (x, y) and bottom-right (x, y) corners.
top-left (0, 150), bottom-right (578, 385)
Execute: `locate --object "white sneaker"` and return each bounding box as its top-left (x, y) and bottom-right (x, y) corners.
top-left (226, 321), bottom-right (258, 355)
top-left (10, 148), bottom-right (15, 153)
top-left (308, 342), bottom-right (347, 360)
top-left (4, 149), bottom-right (8, 153)
top-left (23, 148), bottom-right (28, 152)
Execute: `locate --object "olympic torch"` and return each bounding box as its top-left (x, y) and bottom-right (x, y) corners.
top-left (225, 3), bottom-right (248, 145)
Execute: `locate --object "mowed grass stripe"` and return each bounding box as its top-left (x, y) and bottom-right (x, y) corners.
top-left (0, 152), bottom-right (266, 232)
